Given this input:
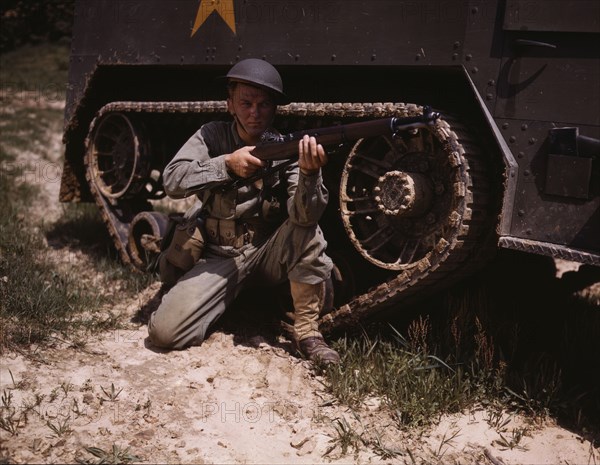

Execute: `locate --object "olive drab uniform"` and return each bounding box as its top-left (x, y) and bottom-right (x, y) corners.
top-left (147, 120), bottom-right (333, 349)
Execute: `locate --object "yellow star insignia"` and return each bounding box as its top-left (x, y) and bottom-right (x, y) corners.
top-left (191, 0), bottom-right (236, 37)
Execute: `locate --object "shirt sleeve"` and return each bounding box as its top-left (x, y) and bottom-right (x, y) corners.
top-left (162, 125), bottom-right (233, 199)
top-left (284, 162), bottom-right (329, 226)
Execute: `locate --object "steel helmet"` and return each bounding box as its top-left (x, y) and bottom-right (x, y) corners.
top-left (225, 58), bottom-right (289, 104)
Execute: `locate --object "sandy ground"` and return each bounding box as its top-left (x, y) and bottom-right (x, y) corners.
top-left (2, 314), bottom-right (597, 465)
top-left (1, 98), bottom-right (598, 464)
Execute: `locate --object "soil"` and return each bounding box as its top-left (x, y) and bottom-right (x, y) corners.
top-left (0, 97), bottom-right (598, 465)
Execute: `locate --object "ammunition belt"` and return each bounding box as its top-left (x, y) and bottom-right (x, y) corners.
top-left (204, 217), bottom-right (272, 248)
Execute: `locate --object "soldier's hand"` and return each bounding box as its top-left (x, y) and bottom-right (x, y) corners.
top-left (224, 146), bottom-right (264, 178)
top-left (298, 135), bottom-right (327, 175)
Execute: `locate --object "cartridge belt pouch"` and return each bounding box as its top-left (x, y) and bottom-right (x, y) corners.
top-left (163, 216), bottom-right (207, 272)
top-left (205, 217), bottom-right (270, 248)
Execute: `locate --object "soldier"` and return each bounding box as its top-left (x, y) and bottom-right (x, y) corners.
top-left (147, 58), bottom-right (340, 365)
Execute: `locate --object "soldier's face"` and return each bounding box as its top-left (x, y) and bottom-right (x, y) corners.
top-left (227, 83), bottom-right (276, 143)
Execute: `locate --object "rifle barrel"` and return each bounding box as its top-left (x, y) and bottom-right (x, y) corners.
top-left (252, 113), bottom-right (438, 161)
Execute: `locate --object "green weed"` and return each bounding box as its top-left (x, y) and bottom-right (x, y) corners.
top-left (46, 415), bottom-right (72, 438)
top-left (428, 428), bottom-right (461, 461)
top-left (100, 383), bottom-right (123, 402)
top-left (0, 389), bottom-right (21, 435)
top-left (493, 426), bottom-right (530, 451)
top-left (78, 444), bottom-right (143, 465)
top-left (323, 416), bottom-right (364, 458)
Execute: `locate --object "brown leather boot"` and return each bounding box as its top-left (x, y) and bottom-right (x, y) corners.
top-left (297, 335), bottom-right (340, 365)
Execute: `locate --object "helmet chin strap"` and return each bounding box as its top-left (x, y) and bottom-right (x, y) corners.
top-left (232, 113), bottom-right (250, 141)
top-left (231, 108), bottom-right (259, 146)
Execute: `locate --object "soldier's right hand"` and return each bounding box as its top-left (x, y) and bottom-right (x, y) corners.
top-left (224, 146), bottom-right (264, 178)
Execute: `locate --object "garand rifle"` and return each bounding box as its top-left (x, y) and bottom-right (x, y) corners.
top-left (223, 106), bottom-right (440, 190)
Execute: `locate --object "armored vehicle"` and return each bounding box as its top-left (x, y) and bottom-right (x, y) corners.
top-left (60, 0), bottom-right (599, 330)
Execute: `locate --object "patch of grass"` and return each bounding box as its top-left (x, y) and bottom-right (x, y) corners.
top-left (1, 202), bottom-right (152, 350)
top-left (324, 326), bottom-right (502, 430)
top-left (0, 42), bottom-right (69, 98)
top-left (0, 106), bottom-right (64, 153)
top-left (0, 206), bottom-right (122, 347)
top-left (1, 42), bottom-right (155, 351)
top-left (0, 96), bottom-right (118, 349)
top-left (46, 203), bottom-right (156, 294)
top-left (0, 202), bottom-right (104, 348)
top-left (320, 316), bottom-right (550, 459)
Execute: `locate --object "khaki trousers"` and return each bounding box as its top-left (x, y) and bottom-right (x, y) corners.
top-left (148, 219), bottom-right (332, 349)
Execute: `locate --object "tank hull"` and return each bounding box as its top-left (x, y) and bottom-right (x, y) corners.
top-left (60, 0), bottom-right (600, 329)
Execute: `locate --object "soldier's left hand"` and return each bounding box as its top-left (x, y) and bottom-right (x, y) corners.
top-left (298, 135), bottom-right (327, 175)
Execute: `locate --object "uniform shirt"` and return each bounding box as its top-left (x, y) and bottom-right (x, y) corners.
top-left (162, 120), bottom-right (328, 226)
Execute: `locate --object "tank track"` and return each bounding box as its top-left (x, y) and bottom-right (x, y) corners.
top-left (84, 100), bottom-right (491, 331)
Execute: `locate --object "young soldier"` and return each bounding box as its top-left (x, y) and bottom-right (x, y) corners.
top-left (148, 58), bottom-right (340, 364)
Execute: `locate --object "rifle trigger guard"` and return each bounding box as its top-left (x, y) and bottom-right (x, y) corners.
top-left (262, 160), bottom-right (273, 178)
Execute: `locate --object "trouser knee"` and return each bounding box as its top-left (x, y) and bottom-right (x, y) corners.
top-left (147, 308), bottom-right (208, 350)
top-left (147, 316), bottom-right (179, 349)
top-left (286, 224), bottom-right (332, 283)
